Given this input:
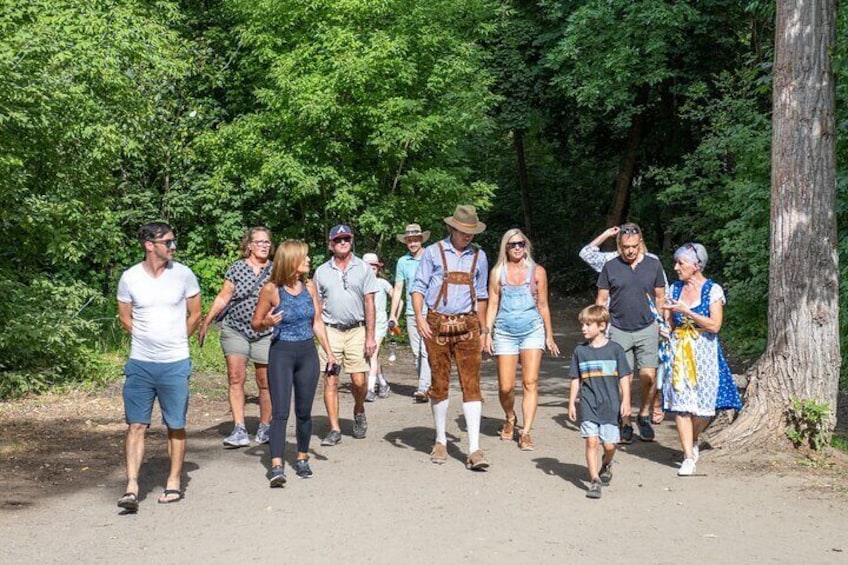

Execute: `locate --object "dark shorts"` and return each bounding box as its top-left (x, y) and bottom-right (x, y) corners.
top-left (123, 358), bottom-right (191, 429)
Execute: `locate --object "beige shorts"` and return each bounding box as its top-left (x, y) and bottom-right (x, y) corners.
top-left (220, 325), bottom-right (271, 365)
top-left (318, 326), bottom-right (369, 375)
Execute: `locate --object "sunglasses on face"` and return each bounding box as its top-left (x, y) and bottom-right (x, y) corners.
top-left (151, 238), bottom-right (178, 249)
top-left (619, 225), bottom-right (641, 235)
top-left (333, 237), bottom-right (352, 244)
top-left (507, 241), bottom-right (526, 249)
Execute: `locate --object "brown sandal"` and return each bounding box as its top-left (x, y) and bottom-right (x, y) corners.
top-left (500, 416), bottom-right (516, 441)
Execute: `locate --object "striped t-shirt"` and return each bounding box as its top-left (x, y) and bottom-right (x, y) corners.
top-left (569, 340), bottom-right (632, 425)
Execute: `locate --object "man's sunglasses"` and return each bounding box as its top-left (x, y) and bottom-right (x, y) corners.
top-left (333, 237), bottom-right (353, 244)
top-left (507, 241), bottom-right (526, 249)
top-left (151, 238), bottom-right (178, 249)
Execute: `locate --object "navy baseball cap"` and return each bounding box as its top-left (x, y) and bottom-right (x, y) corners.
top-left (329, 224), bottom-right (353, 240)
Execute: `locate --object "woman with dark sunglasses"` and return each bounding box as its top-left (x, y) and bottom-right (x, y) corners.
top-left (483, 229), bottom-right (559, 451)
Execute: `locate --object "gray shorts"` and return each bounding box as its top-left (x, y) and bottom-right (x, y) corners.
top-left (609, 323), bottom-right (658, 371)
top-left (220, 325), bottom-right (271, 364)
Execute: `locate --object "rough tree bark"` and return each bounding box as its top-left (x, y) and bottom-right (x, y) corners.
top-left (710, 0), bottom-right (839, 449)
top-left (513, 129), bottom-right (533, 238)
top-left (604, 89), bottom-right (647, 227)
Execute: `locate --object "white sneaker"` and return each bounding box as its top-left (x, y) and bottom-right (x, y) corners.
top-left (692, 445), bottom-right (700, 463)
top-left (678, 458), bottom-right (696, 476)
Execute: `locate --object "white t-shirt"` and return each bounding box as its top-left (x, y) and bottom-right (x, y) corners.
top-left (117, 261), bottom-right (201, 363)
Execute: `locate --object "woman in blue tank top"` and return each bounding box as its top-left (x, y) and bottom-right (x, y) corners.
top-left (253, 240), bottom-right (337, 487)
top-left (483, 229), bottom-right (560, 451)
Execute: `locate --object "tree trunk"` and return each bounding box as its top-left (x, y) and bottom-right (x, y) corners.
top-left (710, 0), bottom-right (839, 450)
top-left (513, 129), bottom-right (532, 238)
top-left (604, 89), bottom-right (647, 227)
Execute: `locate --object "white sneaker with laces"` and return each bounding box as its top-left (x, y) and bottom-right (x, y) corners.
top-left (678, 458), bottom-right (696, 476)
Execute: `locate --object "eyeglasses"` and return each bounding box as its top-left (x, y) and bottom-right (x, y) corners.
top-left (507, 241), bottom-right (526, 249)
top-left (619, 225), bottom-right (641, 235)
top-left (333, 237), bottom-right (352, 244)
top-left (251, 240), bottom-right (271, 247)
top-left (151, 238), bottom-right (178, 249)
top-left (341, 271), bottom-right (349, 290)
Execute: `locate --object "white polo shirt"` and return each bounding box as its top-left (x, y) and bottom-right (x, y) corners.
top-left (117, 261), bottom-right (200, 363)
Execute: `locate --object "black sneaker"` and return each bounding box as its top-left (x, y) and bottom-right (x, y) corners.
top-left (352, 413), bottom-right (367, 439)
top-left (268, 465), bottom-right (286, 488)
top-left (586, 480), bottom-right (602, 499)
top-left (619, 423), bottom-right (634, 444)
top-left (637, 416), bottom-right (655, 442)
top-left (599, 463), bottom-right (613, 485)
top-left (295, 459), bottom-right (313, 479)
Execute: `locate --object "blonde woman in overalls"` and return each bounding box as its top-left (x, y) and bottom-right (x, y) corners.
top-left (411, 206), bottom-right (491, 471)
top-left (484, 229), bottom-right (559, 451)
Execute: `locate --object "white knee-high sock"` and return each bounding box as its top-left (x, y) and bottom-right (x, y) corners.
top-left (463, 400), bottom-right (482, 453)
top-left (366, 373), bottom-right (377, 392)
top-left (377, 373), bottom-right (387, 387)
top-left (432, 399), bottom-right (449, 444)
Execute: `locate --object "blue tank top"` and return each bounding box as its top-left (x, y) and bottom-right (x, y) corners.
top-left (272, 284), bottom-right (315, 342)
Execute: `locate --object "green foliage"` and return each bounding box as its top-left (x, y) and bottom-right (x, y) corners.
top-left (785, 398), bottom-right (832, 452)
top-left (0, 273), bottom-right (103, 398)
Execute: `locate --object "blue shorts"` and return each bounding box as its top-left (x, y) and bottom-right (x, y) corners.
top-left (492, 323), bottom-right (545, 356)
top-left (123, 358), bottom-right (191, 429)
top-left (580, 421), bottom-right (620, 445)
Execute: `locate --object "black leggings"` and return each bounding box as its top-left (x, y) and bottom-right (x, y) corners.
top-left (267, 338), bottom-right (320, 460)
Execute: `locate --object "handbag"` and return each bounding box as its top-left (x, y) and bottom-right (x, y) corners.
top-left (214, 265), bottom-right (271, 323)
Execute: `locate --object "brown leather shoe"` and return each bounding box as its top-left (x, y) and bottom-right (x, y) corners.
top-left (518, 432), bottom-right (534, 451)
top-left (465, 449), bottom-right (490, 471)
top-left (430, 442), bottom-right (447, 464)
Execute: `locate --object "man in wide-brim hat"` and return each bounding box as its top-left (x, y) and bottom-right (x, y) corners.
top-left (410, 205), bottom-right (491, 471)
top-left (389, 223), bottom-right (434, 403)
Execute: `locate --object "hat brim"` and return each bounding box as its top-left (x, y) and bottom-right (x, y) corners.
top-left (444, 217), bottom-right (485, 235)
top-left (396, 231), bottom-right (431, 244)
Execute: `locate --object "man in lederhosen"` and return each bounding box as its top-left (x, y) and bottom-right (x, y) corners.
top-left (411, 205), bottom-right (490, 470)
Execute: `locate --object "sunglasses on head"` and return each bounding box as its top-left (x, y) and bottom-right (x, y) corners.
top-left (507, 241), bottom-right (526, 249)
top-left (684, 243), bottom-right (702, 266)
top-left (619, 225), bottom-right (641, 235)
top-left (151, 238), bottom-right (178, 249)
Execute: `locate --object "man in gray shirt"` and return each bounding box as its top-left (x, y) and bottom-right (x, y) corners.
top-left (314, 224), bottom-right (378, 445)
top-left (596, 223), bottom-right (667, 443)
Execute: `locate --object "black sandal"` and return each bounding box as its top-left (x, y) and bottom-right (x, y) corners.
top-left (117, 492), bottom-right (139, 512)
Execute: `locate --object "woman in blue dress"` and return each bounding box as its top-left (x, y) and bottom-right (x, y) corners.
top-left (662, 243), bottom-right (742, 477)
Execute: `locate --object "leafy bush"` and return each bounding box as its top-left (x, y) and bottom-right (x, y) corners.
top-left (0, 274), bottom-right (103, 398)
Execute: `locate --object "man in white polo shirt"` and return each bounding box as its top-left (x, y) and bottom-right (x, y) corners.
top-left (115, 222), bottom-right (201, 512)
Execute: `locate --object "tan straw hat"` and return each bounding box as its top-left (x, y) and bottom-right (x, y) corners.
top-left (443, 205), bottom-right (485, 235)
top-left (396, 223), bottom-right (431, 243)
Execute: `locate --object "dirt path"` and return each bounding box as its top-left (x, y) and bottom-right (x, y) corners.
top-left (2, 299), bottom-right (846, 564)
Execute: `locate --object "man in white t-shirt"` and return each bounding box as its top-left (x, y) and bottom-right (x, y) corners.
top-left (115, 222), bottom-right (201, 512)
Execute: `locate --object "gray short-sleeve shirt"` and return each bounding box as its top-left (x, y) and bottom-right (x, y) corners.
top-left (597, 255), bottom-right (666, 332)
top-left (314, 255), bottom-right (378, 325)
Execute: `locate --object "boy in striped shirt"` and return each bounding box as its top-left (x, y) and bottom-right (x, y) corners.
top-left (568, 305), bottom-right (632, 499)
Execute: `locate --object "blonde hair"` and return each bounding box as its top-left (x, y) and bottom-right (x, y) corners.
top-left (578, 304), bottom-right (610, 326)
top-left (239, 227), bottom-right (274, 258)
top-left (492, 228), bottom-right (535, 290)
top-left (270, 239), bottom-right (309, 287)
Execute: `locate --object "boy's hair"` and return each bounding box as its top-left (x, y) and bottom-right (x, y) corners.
top-left (578, 304), bottom-right (610, 326)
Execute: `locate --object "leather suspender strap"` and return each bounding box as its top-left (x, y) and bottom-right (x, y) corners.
top-left (468, 247), bottom-right (479, 307)
top-left (436, 242), bottom-right (450, 307)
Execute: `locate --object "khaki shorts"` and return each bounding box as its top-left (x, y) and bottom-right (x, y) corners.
top-left (609, 323), bottom-right (659, 371)
top-left (318, 326), bottom-right (369, 374)
top-left (220, 325), bottom-right (271, 365)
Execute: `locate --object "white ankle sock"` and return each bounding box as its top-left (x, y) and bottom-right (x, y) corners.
top-left (463, 401), bottom-right (482, 453)
top-left (366, 374), bottom-right (377, 392)
top-left (432, 399), bottom-right (449, 444)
